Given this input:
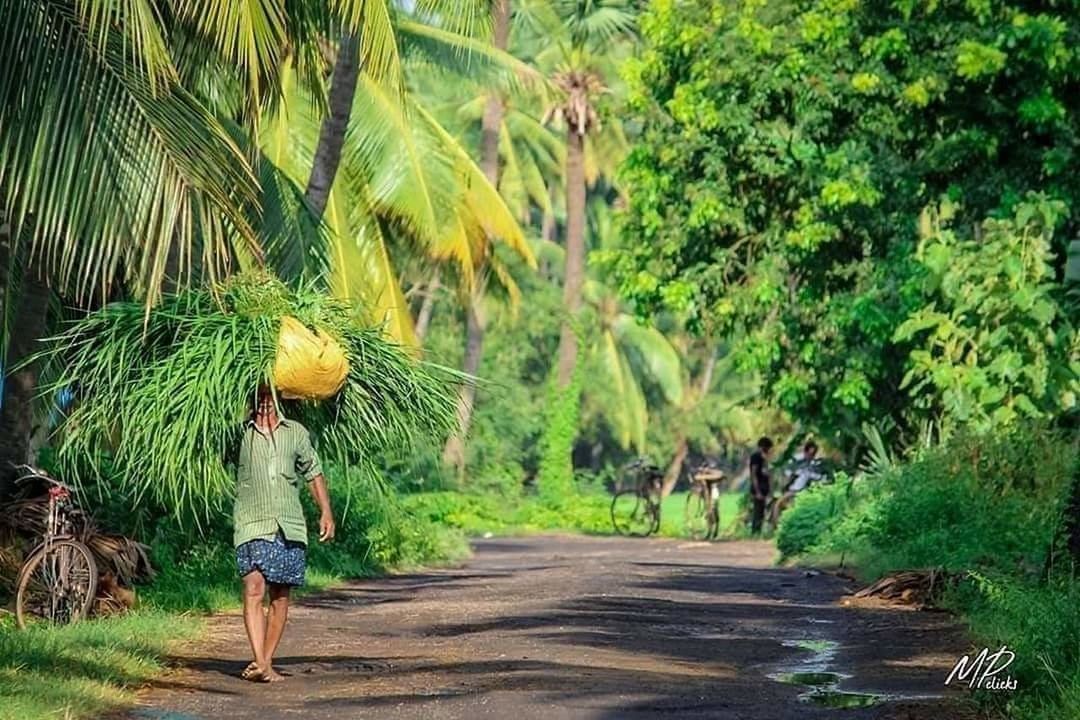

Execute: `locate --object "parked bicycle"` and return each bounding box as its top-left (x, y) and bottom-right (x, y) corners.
top-left (610, 458), bottom-right (663, 537)
top-left (685, 461), bottom-right (725, 540)
top-left (14, 466), bottom-right (99, 628)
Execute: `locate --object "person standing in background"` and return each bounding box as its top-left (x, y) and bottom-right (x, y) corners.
top-left (748, 437), bottom-right (773, 535)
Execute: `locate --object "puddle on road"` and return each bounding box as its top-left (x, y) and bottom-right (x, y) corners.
top-left (777, 671), bottom-right (843, 686)
top-left (805, 690), bottom-right (881, 709)
top-left (769, 638), bottom-right (884, 709)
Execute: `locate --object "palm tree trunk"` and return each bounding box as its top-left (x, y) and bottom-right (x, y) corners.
top-left (414, 271), bottom-right (441, 343)
top-left (442, 0), bottom-right (511, 472)
top-left (305, 34), bottom-right (360, 219)
top-left (660, 348), bottom-right (718, 497)
top-left (443, 297), bottom-right (484, 469)
top-left (661, 436), bottom-right (690, 497)
top-left (480, 0), bottom-right (510, 186)
top-left (0, 266), bottom-right (49, 497)
top-left (556, 128), bottom-right (587, 388)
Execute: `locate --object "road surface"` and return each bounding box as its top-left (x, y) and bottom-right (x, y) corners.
top-left (130, 535), bottom-right (975, 719)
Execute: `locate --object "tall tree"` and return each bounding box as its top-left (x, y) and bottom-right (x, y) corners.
top-left (616, 0), bottom-right (1080, 447)
top-left (443, 0), bottom-right (513, 469)
top-left (0, 0), bottom-right (326, 488)
top-left (524, 0), bottom-right (636, 388)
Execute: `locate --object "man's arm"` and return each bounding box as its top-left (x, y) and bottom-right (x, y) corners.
top-left (297, 430), bottom-right (335, 542)
top-left (308, 474), bottom-right (335, 542)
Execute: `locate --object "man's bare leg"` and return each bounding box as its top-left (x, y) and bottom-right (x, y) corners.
top-left (242, 571), bottom-right (270, 681)
top-left (263, 584), bottom-right (291, 681)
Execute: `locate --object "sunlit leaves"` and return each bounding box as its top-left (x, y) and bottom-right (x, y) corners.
top-left (0, 0), bottom-right (261, 304)
top-left (895, 196), bottom-right (1077, 432)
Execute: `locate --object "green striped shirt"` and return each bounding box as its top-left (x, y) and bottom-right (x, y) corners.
top-left (232, 419), bottom-right (323, 548)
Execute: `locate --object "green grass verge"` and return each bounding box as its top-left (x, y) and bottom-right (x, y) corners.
top-left (403, 490), bottom-right (748, 540)
top-left (0, 475), bottom-right (471, 720)
top-left (0, 611), bottom-right (199, 720)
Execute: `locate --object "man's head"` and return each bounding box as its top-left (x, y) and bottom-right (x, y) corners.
top-left (253, 384), bottom-right (276, 420)
top-left (803, 441), bottom-right (818, 460)
top-left (757, 437), bottom-right (774, 456)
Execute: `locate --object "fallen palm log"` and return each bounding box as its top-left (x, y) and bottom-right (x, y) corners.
top-left (844, 569), bottom-right (958, 610)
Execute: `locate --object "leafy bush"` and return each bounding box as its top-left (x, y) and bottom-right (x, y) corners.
top-left (780, 429), bottom-right (1075, 576)
top-left (775, 475), bottom-right (863, 560)
top-left (779, 426), bottom-right (1080, 719)
top-left (957, 574), bottom-right (1080, 719)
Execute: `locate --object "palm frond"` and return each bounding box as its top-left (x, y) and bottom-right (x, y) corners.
top-left (412, 102), bottom-right (536, 270)
top-left (1, 0), bottom-right (261, 303)
top-left (613, 315), bottom-right (684, 405)
top-left (595, 328), bottom-right (647, 450)
top-left (412, 0), bottom-right (491, 38)
top-left (347, 75), bottom-right (447, 245)
top-left (32, 273), bottom-right (456, 518)
top-left (397, 19), bottom-right (545, 95)
top-left (551, 0), bottom-right (637, 50)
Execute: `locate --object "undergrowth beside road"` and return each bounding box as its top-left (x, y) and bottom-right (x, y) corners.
top-left (776, 427), bottom-right (1079, 720)
top-left (404, 489), bottom-right (746, 540)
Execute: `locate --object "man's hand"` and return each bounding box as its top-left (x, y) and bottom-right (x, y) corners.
top-left (319, 511), bottom-right (336, 542)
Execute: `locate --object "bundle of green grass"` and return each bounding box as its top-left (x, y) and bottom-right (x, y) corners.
top-left (35, 273), bottom-right (458, 518)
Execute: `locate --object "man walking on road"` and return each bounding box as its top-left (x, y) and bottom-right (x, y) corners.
top-left (748, 437), bottom-right (773, 535)
top-left (233, 386), bottom-right (336, 682)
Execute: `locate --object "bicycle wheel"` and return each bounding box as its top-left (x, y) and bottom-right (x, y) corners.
top-left (611, 491), bottom-right (655, 537)
top-left (685, 486), bottom-right (710, 540)
top-left (648, 497), bottom-right (661, 537)
top-left (16, 540), bottom-right (99, 628)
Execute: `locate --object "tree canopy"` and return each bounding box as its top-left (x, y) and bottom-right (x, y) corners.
top-left (612, 0), bottom-right (1080, 446)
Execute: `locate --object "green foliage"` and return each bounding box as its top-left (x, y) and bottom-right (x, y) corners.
top-left (895, 197), bottom-right (1079, 431)
top-left (774, 475), bottom-right (861, 560)
top-left (616, 0), bottom-right (1080, 447)
top-left (536, 373), bottom-right (584, 504)
top-left (405, 488), bottom-right (745, 539)
top-left (957, 575), bottom-right (1080, 719)
top-left (779, 427), bottom-right (1080, 717)
top-left (782, 428), bottom-right (1076, 576)
top-left (32, 272), bottom-right (457, 519)
top-left (421, 271), bottom-right (564, 491)
top-left (0, 611), bottom-right (199, 720)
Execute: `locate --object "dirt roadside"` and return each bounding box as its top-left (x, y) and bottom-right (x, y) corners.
top-left (128, 535), bottom-right (982, 719)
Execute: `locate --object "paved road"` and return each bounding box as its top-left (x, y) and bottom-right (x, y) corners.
top-left (131, 535), bottom-right (974, 719)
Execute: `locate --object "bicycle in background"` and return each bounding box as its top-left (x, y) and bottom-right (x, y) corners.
top-left (610, 458), bottom-right (663, 537)
top-left (685, 461), bottom-right (725, 541)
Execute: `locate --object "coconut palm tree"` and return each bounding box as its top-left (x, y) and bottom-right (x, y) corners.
top-left (0, 0), bottom-right (373, 486)
top-left (584, 280), bottom-right (682, 452)
top-left (517, 0), bottom-right (636, 389)
top-left (0, 0), bottom-right (532, 487)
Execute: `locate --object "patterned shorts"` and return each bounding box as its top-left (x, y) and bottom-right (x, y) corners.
top-left (236, 532), bottom-right (307, 586)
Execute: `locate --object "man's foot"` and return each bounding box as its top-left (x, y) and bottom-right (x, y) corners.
top-left (241, 662), bottom-right (282, 683)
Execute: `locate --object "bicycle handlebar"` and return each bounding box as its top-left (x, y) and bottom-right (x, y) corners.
top-left (13, 464), bottom-right (76, 492)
